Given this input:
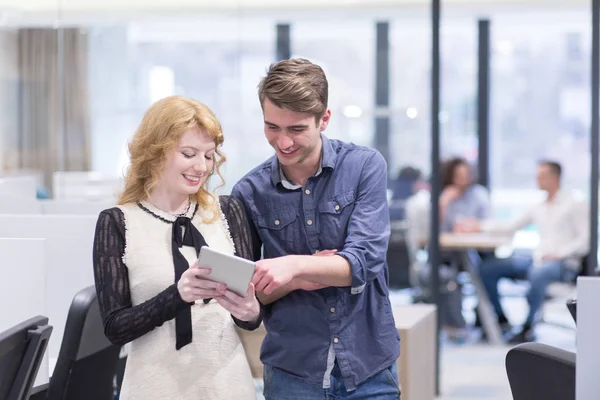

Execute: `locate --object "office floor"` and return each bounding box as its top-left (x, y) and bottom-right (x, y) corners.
top-left (254, 281), bottom-right (577, 400)
top-left (437, 293), bottom-right (576, 400)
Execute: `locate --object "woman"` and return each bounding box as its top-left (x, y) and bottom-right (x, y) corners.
top-left (436, 157), bottom-right (491, 341)
top-left (440, 157), bottom-right (490, 232)
top-left (92, 96), bottom-right (260, 400)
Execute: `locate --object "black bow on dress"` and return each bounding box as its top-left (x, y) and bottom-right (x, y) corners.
top-left (171, 216), bottom-right (211, 350)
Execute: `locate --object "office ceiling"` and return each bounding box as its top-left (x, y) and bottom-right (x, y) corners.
top-left (0, 0), bottom-right (589, 13)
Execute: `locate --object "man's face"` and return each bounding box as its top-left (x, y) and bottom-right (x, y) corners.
top-left (262, 98), bottom-right (330, 169)
top-left (536, 164), bottom-right (558, 191)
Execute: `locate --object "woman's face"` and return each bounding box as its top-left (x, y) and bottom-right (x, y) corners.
top-left (159, 127), bottom-right (216, 198)
top-left (452, 163), bottom-right (471, 189)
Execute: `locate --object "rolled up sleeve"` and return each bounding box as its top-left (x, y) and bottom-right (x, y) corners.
top-left (336, 151), bottom-right (391, 294)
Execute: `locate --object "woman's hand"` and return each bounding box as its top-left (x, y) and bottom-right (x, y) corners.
top-left (215, 283), bottom-right (261, 323)
top-left (440, 185), bottom-right (461, 206)
top-left (177, 262), bottom-right (227, 303)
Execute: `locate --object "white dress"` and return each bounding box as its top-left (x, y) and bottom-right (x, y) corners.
top-left (92, 196), bottom-right (258, 400)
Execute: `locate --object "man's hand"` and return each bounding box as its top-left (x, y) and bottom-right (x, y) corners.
top-left (253, 249), bottom-right (337, 296)
top-left (541, 254), bottom-right (562, 261)
top-left (253, 256), bottom-right (298, 295)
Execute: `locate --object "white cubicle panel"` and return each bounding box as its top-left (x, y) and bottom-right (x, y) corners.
top-left (0, 194), bottom-right (43, 214)
top-left (0, 238), bottom-right (49, 385)
top-left (39, 199), bottom-right (114, 216)
top-left (53, 171), bottom-right (123, 201)
top-left (0, 214), bottom-right (98, 361)
top-left (0, 175), bottom-right (39, 198)
top-left (576, 277), bottom-right (600, 400)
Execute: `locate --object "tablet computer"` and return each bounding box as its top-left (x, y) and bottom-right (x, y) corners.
top-left (197, 246), bottom-right (256, 297)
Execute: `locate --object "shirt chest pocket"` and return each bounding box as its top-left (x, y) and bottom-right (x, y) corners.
top-left (318, 190), bottom-right (356, 243)
top-left (256, 209), bottom-right (300, 248)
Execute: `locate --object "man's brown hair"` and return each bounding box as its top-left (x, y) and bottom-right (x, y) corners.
top-left (258, 58), bottom-right (328, 121)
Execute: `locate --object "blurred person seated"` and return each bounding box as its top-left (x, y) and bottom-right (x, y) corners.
top-left (388, 166), bottom-right (424, 220)
top-left (405, 159), bottom-right (491, 342)
top-left (455, 161), bottom-right (589, 343)
top-left (405, 158), bottom-right (491, 246)
top-left (404, 168), bottom-right (431, 249)
top-left (440, 157), bottom-right (490, 232)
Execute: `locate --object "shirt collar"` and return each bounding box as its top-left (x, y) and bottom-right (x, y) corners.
top-left (269, 134), bottom-right (338, 188)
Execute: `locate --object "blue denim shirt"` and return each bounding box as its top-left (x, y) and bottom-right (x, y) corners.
top-left (231, 135), bottom-right (400, 391)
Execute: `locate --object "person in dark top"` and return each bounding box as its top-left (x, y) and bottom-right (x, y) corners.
top-left (92, 95), bottom-right (261, 400)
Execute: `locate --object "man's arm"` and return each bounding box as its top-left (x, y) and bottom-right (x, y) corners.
top-left (255, 253), bottom-right (351, 297)
top-left (255, 279), bottom-right (317, 305)
top-left (480, 208), bottom-right (534, 234)
top-left (253, 151), bottom-right (391, 296)
top-left (232, 182), bottom-right (330, 304)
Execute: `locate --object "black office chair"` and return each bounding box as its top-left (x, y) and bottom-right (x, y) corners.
top-left (506, 342), bottom-right (575, 400)
top-left (0, 316), bottom-right (53, 400)
top-left (30, 286), bottom-right (121, 400)
top-left (566, 298), bottom-right (577, 323)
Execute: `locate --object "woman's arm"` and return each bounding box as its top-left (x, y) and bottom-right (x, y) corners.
top-left (219, 196), bottom-right (264, 330)
top-left (93, 208), bottom-right (190, 345)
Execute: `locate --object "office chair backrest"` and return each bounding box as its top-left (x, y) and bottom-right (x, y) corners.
top-left (506, 342), bottom-right (575, 400)
top-left (0, 316), bottom-right (52, 400)
top-left (47, 286), bottom-right (121, 400)
top-left (566, 298), bottom-right (577, 323)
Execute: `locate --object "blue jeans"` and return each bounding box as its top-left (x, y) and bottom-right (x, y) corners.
top-left (263, 362), bottom-right (401, 400)
top-left (479, 254), bottom-right (570, 326)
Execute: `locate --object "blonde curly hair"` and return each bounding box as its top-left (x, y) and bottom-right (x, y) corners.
top-left (118, 96), bottom-right (225, 222)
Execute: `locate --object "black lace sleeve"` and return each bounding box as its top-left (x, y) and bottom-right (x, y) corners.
top-left (220, 196), bottom-right (264, 331)
top-left (93, 208), bottom-right (189, 346)
top-left (220, 195), bottom-right (262, 262)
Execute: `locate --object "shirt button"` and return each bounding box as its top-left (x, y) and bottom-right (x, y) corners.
top-left (306, 219), bottom-right (313, 226)
top-left (335, 204), bottom-right (340, 211)
top-left (305, 189), bottom-right (311, 195)
top-left (333, 338), bottom-right (339, 344)
top-left (274, 220), bottom-right (280, 225)
top-left (330, 307), bottom-right (335, 313)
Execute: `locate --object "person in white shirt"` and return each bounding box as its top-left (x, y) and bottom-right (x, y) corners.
top-left (404, 174), bottom-right (431, 251)
top-left (455, 161), bottom-right (589, 343)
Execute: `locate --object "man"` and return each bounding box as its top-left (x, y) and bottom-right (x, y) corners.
top-left (455, 161), bottom-right (589, 343)
top-left (231, 58), bottom-right (400, 399)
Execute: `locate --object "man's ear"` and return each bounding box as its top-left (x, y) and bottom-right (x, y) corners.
top-left (319, 109), bottom-right (332, 131)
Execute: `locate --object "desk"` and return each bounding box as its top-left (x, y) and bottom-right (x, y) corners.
top-left (237, 304), bottom-right (437, 399)
top-left (439, 233), bottom-right (511, 252)
top-left (439, 233), bottom-right (512, 345)
top-left (393, 304), bottom-right (437, 400)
